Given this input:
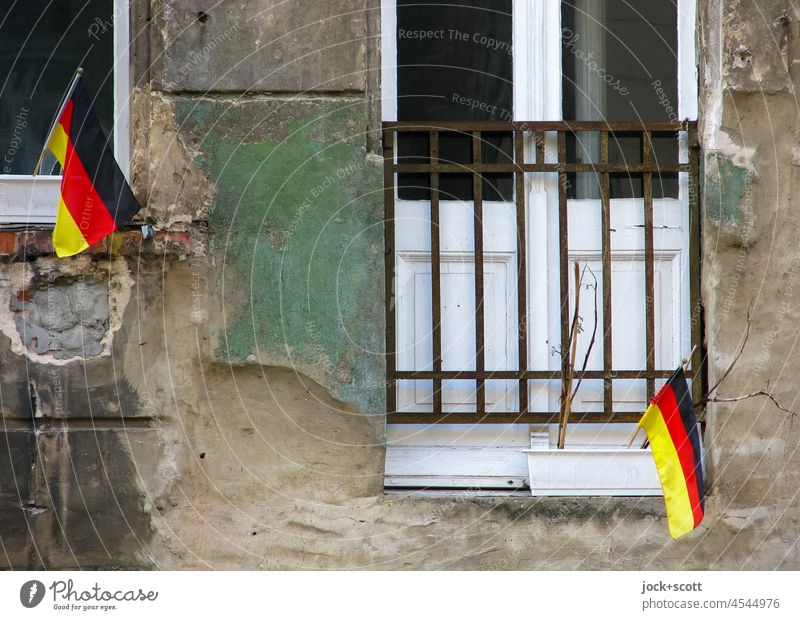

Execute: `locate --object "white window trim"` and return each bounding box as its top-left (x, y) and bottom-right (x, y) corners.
top-left (382, 0), bottom-right (698, 491)
top-left (0, 0), bottom-right (131, 226)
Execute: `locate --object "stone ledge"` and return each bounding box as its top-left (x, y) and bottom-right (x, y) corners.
top-left (0, 225), bottom-right (207, 262)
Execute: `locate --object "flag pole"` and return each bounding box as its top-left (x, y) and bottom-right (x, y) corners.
top-left (625, 425), bottom-right (641, 449)
top-left (629, 349), bottom-right (699, 451)
top-left (32, 67), bottom-right (83, 177)
top-left (682, 345), bottom-right (698, 372)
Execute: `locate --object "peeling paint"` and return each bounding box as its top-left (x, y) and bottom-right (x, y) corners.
top-left (705, 153), bottom-right (750, 223)
top-left (175, 100), bottom-right (385, 414)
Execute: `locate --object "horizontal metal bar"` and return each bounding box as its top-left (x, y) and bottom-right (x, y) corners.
top-left (387, 411), bottom-right (645, 424)
top-left (384, 120), bottom-right (695, 132)
top-left (393, 163), bottom-right (689, 174)
top-left (392, 369), bottom-right (686, 380)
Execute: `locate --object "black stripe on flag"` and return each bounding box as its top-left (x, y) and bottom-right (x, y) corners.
top-left (68, 77), bottom-right (141, 227)
top-left (669, 368), bottom-right (705, 509)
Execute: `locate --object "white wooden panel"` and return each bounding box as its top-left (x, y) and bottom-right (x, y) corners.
top-left (560, 197), bottom-right (688, 413)
top-left (396, 252), bottom-right (518, 413)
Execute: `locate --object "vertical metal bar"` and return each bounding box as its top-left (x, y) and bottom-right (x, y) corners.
top-left (473, 131), bottom-right (486, 416)
top-left (557, 131), bottom-right (570, 422)
top-left (688, 126), bottom-right (705, 406)
top-left (600, 131), bottom-right (613, 415)
top-left (535, 131), bottom-right (545, 165)
top-left (515, 131), bottom-right (528, 414)
top-left (430, 131), bottom-right (443, 414)
top-left (643, 131), bottom-right (656, 399)
top-left (383, 128), bottom-right (397, 415)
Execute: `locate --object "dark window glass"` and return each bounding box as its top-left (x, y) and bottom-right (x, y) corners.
top-left (396, 0), bottom-right (513, 201)
top-left (562, 1), bottom-right (678, 198)
top-left (0, 0), bottom-right (114, 175)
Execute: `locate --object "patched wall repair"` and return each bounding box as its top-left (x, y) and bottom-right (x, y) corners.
top-left (11, 276), bottom-right (109, 359)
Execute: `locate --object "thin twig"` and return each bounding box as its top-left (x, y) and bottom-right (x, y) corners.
top-left (697, 299), bottom-right (798, 422)
top-left (701, 391), bottom-right (798, 421)
top-left (571, 265), bottom-right (599, 403)
top-left (558, 261), bottom-right (582, 449)
top-left (707, 298), bottom-right (755, 395)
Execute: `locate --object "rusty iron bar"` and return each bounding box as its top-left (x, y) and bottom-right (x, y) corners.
top-left (535, 131), bottom-right (545, 165)
top-left (514, 130), bottom-right (528, 414)
top-left (394, 369), bottom-right (679, 380)
top-left (429, 131), bottom-right (443, 413)
top-left (557, 131), bottom-right (570, 430)
top-left (387, 411), bottom-right (645, 424)
top-left (394, 162), bottom-right (689, 174)
top-left (472, 131), bottom-right (486, 415)
top-left (688, 126), bottom-right (706, 407)
top-left (600, 131), bottom-right (613, 414)
top-left (384, 122), bottom-right (700, 423)
top-left (383, 128), bottom-right (397, 416)
top-left (385, 120), bottom-right (691, 132)
top-left (643, 131), bottom-right (656, 400)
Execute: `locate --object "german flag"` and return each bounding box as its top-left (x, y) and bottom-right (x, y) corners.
top-left (638, 367), bottom-right (705, 539)
top-left (45, 74), bottom-right (140, 257)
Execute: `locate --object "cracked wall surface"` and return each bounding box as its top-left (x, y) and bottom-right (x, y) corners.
top-left (3, 0), bottom-right (800, 570)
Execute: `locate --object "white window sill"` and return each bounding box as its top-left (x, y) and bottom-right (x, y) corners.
top-left (0, 175), bottom-right (59, 225)
top-left (385, 423), bottom-right (662, 496)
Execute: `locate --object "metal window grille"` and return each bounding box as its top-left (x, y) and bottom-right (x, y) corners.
top-left (384, 121), bottom-right (703, 424)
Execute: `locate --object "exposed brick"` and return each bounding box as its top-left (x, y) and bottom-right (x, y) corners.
top-left (154, 230), bottom-right (191, 256)
top-left (0, 232), bottom-right (17, 256)
top-left (1, 226), bottom-right (203, 261)
top-left (16, 231), bottom-right (53, 259)
top-left (86, 238), bottom-right (108, 255)
top-left (108, 231), bottom-right (143, 255)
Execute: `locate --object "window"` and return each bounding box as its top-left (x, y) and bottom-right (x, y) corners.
top-left (382, 1), bottom-right (700, 490)
top-left (0, 0), bottom-right (130, 225)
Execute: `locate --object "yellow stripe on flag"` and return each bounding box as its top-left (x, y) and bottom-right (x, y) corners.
top-left (639, 403), bottom-right (695, 539)
top-left (47, 122), bottom-right (69, 168)
top-left (53, 198), bottom-right (89, 258)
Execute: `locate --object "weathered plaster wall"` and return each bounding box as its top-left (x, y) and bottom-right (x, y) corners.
top-left (172, 97), bottom-right (385, 414)
top-left (696, 0), bottom-right (800, 561)
top-left (4, 0), bottom-right (800, 570)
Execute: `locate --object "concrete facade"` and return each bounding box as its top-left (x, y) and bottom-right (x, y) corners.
top-left (1, 0), bottom-right (800, 569)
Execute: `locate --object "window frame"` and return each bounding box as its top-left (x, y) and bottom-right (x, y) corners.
top-left (0, 0), bottom-right (131, 225)
top-left (381, 0), bottom-right (700, 491)
top-left (382, 1), bottom-right (697, 123)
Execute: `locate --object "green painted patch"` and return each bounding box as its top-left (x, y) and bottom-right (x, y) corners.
top-left (176, 101), bottom-right (384, 414)
top-left (704, 153), bottom-right (751, 223)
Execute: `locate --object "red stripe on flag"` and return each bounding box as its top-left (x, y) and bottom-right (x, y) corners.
top-left (59, 99), bottom-right (73, 136)
top-left (654, 385), bottom-right (704, 527)
top-left (60, 110), bottom-right (117, 245)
